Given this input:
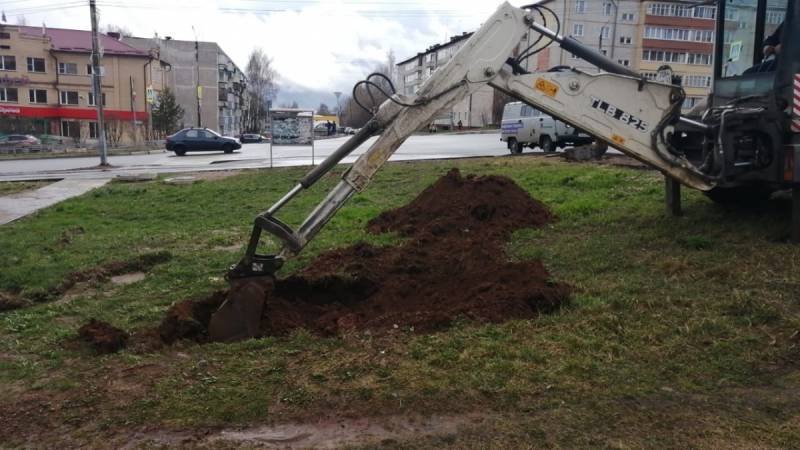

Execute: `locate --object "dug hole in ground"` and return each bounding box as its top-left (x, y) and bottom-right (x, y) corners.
top-left (155, 168), bottom-right (570, 345)
top-left (78, 168), bottom-right (571, 353)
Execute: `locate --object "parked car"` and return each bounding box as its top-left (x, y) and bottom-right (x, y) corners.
top-left (0, 134), bottom-right (41, 148)
top-left (165, 128), bottom-right (241, 156)
top-left (500, 102), bottom-right (593, 154)
top-left (240, 133), bottom-right (263, 143)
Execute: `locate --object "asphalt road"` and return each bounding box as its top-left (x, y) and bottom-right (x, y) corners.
top-left (0, 132), bottom-right (516, 181)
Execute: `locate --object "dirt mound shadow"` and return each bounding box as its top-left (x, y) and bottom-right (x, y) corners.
top-left (158, 169), bottom-right (570, 343)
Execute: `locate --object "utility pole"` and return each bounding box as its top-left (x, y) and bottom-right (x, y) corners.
top-left (192, 25), bottom-right (201, 127)
top-left (130, 75), bottom-right (137, 143)
top-left (89, 0), bottom-right (108, 165)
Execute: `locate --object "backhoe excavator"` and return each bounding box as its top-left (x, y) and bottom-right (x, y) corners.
top-left (209, 0), bottom-right (800, 341)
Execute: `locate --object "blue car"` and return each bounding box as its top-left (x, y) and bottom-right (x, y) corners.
top-left (165, 128), bottom-right (241, 156)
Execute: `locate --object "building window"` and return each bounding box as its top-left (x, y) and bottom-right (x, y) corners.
top-left (569, 53), bottom-right (580, 60)
top-left (687, 53), bottom-right (712, 65)
top-left (573, 24), bottom-right (584, 37)
top-left (766, 10), bottom-right (785, 25)
top-left (59, 91), bottom-right (79, 105)
top-left (601, 26), bottom-right (610, 40)
top-left (619, 36), bottom-right (632, 45)
top-left (575, 0), bottom-right (586, 13)
top-left (61, 120), bottom-right (80, 139)
top-left (0, 87), bottom-right (18, 102)
top-left (603, 2), bottom-right (613, 16)
top-left (682, 97), bottom-right (703, 109)
top-left (86, 64), bottom-right (105, 75)
top-left (26, 57), bottom-right (45, 73)
top-left (621, 13), bottom-right (634, 21)
top-left (89, 122), bottom-right (99, 139)
top-left (0, 55), bottom-right (16, 71)
top-left (87, 92), bottom-right (106, 106)
top-left (601, 49), bottom-right (608, 56)
top-left (58, 62), bottom-right (78, 75)
top-left (684, 75), bottom-right (712, 88)
top-left (693, 6), bottom-right (716, 19)
top-left (28, 89), bottom-right (47, 104)
top-left (618, 59), bottom-right (630, 66)
top-left (724, 7), bottom-right (739, 21)
top-left (0, 32), bottom-right (10, 39)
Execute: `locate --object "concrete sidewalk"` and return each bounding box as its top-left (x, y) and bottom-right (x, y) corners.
top-left (0, 178), bottom-right (111, 225)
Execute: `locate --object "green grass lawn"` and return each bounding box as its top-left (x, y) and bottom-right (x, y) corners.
top-left (1, 156), bottom-right (798, 448)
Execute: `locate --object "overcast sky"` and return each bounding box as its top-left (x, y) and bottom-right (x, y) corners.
top-left (2, 0), bottom-right (530, 106)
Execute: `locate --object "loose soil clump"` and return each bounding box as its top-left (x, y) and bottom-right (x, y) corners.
top-left (0, 291), bottom-right (28, 312)
top-left (78, 319), bottom-right (129, 354)
top-left (159, 169), bottom-right (570, 342)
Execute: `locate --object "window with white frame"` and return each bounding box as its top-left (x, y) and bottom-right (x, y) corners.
top-left (724, 7), bottom-right (739, 21)
top-left (621, 12), bottom-right (634, 21)
top-left (618, 59), bottom-right (630, 67)
top-left (687, 53), bottom-right (712, 65)
top-left (86, 64), bottom-right (105, 75)
top-left (59, 90), bottom-right (79, 105)
top-left (601, 26), bottom-right (610, 39)
top-left (26, 57), bottom-right (45, 73)
top-left (60, 120), bottom-right (79, 138)
top-left (573, 23), bottom-right (584, 37)
top-left (767, 10), bottom-right (785, 25)
top-left (0, 55), bottom-right (16, 71)
top-left (575, 0), bottom-right (586, 13)
top-left (642, 49), bottom-right (687, 63)
top-left (88, 92), bottom-right (106, 106)
top-left (619, 36), bottom-right (632, 45)
top-left (58, 62), bottom-right (78, 75)
top-left (683, 75), bottom-right (712, 88)
top-left (89, 122), bottom-right (99, 139)
top-left (603, 2), bottom-right (613, 16)
top-left (693, 6), bottom-right (716, 19)
top-left (0, 87), bottom-right (18, 102)
top-left (28, 89), bottom-right (47, 103)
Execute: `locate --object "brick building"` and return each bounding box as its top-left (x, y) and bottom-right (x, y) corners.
top-left (0, 24), bottom-right (153, 144)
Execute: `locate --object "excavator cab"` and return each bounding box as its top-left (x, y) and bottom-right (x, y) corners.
top-left (672, 0), bottom-right (797, 214)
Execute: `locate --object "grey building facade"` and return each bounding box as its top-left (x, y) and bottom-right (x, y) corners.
top-left (123, 36), bottom-right (246, 137)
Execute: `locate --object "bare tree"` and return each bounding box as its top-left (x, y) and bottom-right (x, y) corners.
top-left (243, 48), bottom-right (278, 132)
top-left (15, 15), bottom-right (27, 26)
top-left (317, 103), bottom-right (331, 115)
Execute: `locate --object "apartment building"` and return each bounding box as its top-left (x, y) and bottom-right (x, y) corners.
top-left (123, 36), bottom-right (247, 137)
top-left (639, 1), bottom-right (717, 110)
top-left (0, 24), bottom-right (152, 143)
top-left (396, 32), bottom-right (496, 128)
top-left (527, 0), bottom-right (642, 73)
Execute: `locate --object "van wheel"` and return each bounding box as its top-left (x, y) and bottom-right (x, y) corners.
top-left (508, 138), bottom-right (523, 154)
top-left (540, 135), bottom-right (555, 153)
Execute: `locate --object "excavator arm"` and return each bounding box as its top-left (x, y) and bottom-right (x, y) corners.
top-left (209, 1), bottom-right (717, 341)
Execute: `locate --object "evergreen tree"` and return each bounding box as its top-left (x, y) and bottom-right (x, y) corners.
top-left (152, 88), bottom-right (184, 137)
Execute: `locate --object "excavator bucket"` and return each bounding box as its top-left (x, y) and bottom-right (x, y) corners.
top-left (208, 276), bottom-right (274, 342)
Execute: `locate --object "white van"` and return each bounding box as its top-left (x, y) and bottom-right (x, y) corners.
top-left (500, 102), bottom-right (594, 154)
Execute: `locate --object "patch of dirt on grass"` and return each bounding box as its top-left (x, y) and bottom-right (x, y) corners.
top-left (0, 291), bottom-right (29, 311)
top-left (120, 413), bottom-right (490, 449)
top-left (159, 169), bottom-right (570, 343)
top-left (110, 272), bottom-right (146, 285)
top-left (24, 250), bottom-right (172, 305)
top-left (78, 319), bottom-right (129, 354)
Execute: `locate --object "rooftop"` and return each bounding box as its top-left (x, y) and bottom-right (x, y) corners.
top-left (18, 26), bottom-right (148, 57)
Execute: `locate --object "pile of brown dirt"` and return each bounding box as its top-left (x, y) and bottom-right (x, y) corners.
top-left (159, 169), bottom-right (570, 341)
top-left (78, 319), bottom-right (129, 354)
